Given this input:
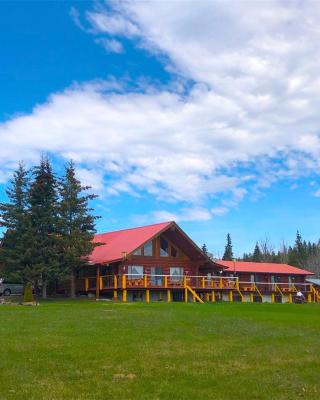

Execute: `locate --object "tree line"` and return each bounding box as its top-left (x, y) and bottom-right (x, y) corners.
top-left (0, 157), bottom-right (99, 297)
top-left (203, 232), bottom-right (320, 276)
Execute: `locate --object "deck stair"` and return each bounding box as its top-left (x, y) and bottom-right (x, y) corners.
top-left (275, 284), bottom-right (284, 299)
top-left (234, 280), bottom-right (245, 302)
top-left (235, 287), bottom-right (245, 302)
top-left (254, 284), bottom-right (263, 301)
top-left (186, 286), bottom-right (204, 303)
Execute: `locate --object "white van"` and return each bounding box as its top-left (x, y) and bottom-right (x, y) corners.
top-left (0, 278), bottom-right (24, 296)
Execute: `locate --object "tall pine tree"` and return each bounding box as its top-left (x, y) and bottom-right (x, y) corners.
top-left (0, 162), bottom-right (33, 283)
top-left (201, 243), bottom-right (208, 255)
top-left (252, 243), bottom-right (262, 262)
top-left (28, 156), bottom-right (62, 298)
top-left (58, 161), bottom-right (99, 298)
top-left (222, 233), bottom-right (234, 261)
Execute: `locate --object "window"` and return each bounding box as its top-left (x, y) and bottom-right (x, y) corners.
top-left (127, 265), bottom-right (144, 280)
top-left (170, 267), bottom-right (184, 282)
top-left (170, 246), bottom-right (178, 257)
top-left (143, 241), bottom-right (153, 256)
top-left (289, 275), bottom-right (295, 283)
top-left (133, 248), bottom-right (142, 256)
top-left (160, 238), bottom-right (169, 257)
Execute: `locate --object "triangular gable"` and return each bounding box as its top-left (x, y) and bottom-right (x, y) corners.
top-left (88, 221), bottom-right (215, 266)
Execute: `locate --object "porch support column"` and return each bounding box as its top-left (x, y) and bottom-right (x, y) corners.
top-left (307, 293), bottom-right (312, 303)
top-left (113, 275), bottom-right (117, 300)
top-left (96, 265), bottom-right (100, 299)
top-left (288, 293), bottom-right (292, 303)
top-left (211, 291), bottom-right (215, 302)
top-left (146, 289), bottom-right (150, 303)
top-left (122, 275), bottom-right (127, 303)
top-left (184, 288), bottom-right (188, 303)
top-left (250, 293), bottom-right (254, 303)
top-left (228, 290), bottom-right (233, 302)
top-left (167, 289), bottom-right (171, 302)
top-left (271, 292), bottom-right (275, 303)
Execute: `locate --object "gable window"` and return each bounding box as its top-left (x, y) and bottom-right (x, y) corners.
top-left (160, 238), bottom-right (169, 257)
top-left (143, 241), bottom-right (153, 256)
top-left (133, 248), bottom-right (142, 256)
top-left (170, 267), bottom-right (184, 282)
top-left (171, 246), bottom-right (178, 258)
top-left (127, 265), bottom-right (144, 280)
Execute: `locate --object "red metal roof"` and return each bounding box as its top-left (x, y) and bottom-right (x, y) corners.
top-left (89, 221), bottom-right (173, 264)
top-left (215, 260), bottom-right (314, 275)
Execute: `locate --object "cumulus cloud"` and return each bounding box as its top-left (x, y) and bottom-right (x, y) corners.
top-left (1, 1), bottom-right (320, 221)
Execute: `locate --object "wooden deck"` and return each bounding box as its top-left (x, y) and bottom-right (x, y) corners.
top-left (76, 274), bottom-right (319, 304)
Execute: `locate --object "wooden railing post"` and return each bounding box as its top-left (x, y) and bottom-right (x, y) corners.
top-left (219, 277), bottom-right (223, 289)
top-left (85, 277), bottom-right (89, 292)
top-left (164, 275), bottom-right (168, 288)
top-left (144, 274), bottom-right (148, 288)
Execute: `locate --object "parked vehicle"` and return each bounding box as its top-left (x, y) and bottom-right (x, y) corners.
top-left (0, 278), bottom-right (24, 296)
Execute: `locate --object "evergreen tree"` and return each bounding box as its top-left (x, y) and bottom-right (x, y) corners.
top-left (289, 231), bottom-right (308, 267)
top-left (252, 243), bottom-right (262, 262)
top-left (0, 162), bottom-right (33, 283)
top-left (58, 161), bottom-right (99, 298)
top-left (222, 233), bottom-right (234, 261)
top-left (201, 243), bottom-right (208, 255)
top-left (23, 282), bottom-right (34, 303)
top-left (242, 252), bottom-right (252, 261)
top-left (28, 156), bottom-right (61, 298)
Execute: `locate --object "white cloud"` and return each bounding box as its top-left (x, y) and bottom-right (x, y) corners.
top-left (314, 189), bottom-right (320, 198)
top-left (1, 1), bottom-right (320, 222)
top-left (95, 38), bottom-right (124, 53)
top-left (87, 10), bottom-right (140, 37)
top-left (211, 207), bottom-right (228, 217)
top-left (146, 207), bottom-right (212, 223)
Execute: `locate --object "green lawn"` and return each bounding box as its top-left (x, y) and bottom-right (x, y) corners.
top-left (1, 300), bottom-right (320, 400)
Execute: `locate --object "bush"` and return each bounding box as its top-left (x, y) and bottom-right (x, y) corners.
top-left (23, 282), bottom-right (34, 303)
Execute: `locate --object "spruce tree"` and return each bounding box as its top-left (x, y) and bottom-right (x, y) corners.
top-left (58, 161), bottom-right (99, 298)
top-left (201, 243), bottom-right (208, 255)
top-left (252, 243), bottom-right (262, 262)
top-left (222, 233), bottom-right (234, 261)
top-left (289, 231), bottom-right (308, 267)
top-left (0, 162), bottom-right (33, 283)
top-left (28, 156), bottom-right (61, 298)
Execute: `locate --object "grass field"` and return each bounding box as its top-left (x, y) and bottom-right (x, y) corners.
top-left (1, 300), bottom-right (320, 400)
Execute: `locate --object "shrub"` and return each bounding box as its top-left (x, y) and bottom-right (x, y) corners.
top-left (23, 282), bottom-right (34, 303)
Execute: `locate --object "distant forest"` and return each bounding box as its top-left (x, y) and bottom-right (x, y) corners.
top-left (202, 231), bottom-right (320, 277)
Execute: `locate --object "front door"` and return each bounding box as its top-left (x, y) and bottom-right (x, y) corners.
top-left (150, 267), bottom-right (163, 286)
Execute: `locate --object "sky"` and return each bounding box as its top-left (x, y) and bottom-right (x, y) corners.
top-left (1, 0), bottom-right (320, 257)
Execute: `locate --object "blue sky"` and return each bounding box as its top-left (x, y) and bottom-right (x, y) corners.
top-left (1, 1), bottom-right (320, 257)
